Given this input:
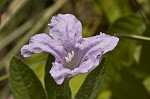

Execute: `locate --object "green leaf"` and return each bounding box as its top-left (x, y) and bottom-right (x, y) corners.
top-left (75, 58), bottom-right (106, 99)
top-left (44, 54), bottom-right (57, 99)
top-left (44, 54), bottom-right (72, 99)
top-left (9, 57), bottom-right (46, 99)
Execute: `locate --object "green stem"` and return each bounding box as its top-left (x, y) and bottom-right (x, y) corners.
top-left (116, 34), bottom-right (150, 42)
top-left (0, 74), bottom-right (8, 81)
top-left (63, 78), bottom-right (70, 97)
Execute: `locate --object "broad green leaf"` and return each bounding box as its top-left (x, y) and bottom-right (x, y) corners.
top-left (44, 54), bottom-right (57, 99)
top-left (24, 53), bottom-right (47, 85)
top-left (44, 54), bottom-right (72, 99)
top-left (75, 58), bottom-right (106, 99)
top-left (9, 57), bottom-right (46, 99)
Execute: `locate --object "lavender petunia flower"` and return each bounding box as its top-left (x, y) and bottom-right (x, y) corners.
top-left (21, 14), bottom-right (119, 85)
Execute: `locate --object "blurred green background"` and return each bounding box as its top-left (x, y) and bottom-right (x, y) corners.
top-left (0, 0), bottom-right (150, 99)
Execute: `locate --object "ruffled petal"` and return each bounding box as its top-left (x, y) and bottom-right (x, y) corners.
top-left (49, 14), bottom-right (82, 51)
top-left (75, 52), bottom-right (103, 74)
top-left (76, 33), bottom-right (119, 74)
top-left (21, 33), bottom-right (65, 63)
top-left (50, 62), bottom-right (72, 84)
top-left (79, 33), bottom-right (119, 54)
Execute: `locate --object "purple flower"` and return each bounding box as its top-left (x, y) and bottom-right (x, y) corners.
top-left (21, 14), bottom-right (119, 84)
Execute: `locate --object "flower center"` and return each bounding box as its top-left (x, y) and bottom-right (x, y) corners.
top-left (65, 51), bottom-right (75, 63)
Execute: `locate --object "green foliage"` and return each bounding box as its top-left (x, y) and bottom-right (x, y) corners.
top-left (75, 58), bottom-right (105, 99)
top-left (56, 95), bottom-right (70, 99)
top-left (138, 28), bottom-right (150, 76)
top-left (95, 0), bottom-right (150, 99)
top-left (110, 67), bottom-right (150, 99)
top-left (9, 57), bottom-right (46, 99)
top-left (107, 15), bottom-right (146, 68)
top-left (44, 54), bottom-right (57, 99)
top-left (108, 15), bottom-right (146, 34)
top-left (96, 0), bottom-right (132, 23)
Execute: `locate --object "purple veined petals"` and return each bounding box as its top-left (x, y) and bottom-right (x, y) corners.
top-left (21, 14), bottom-right (119, 85)
top-left (21, 33), bottom-right (65, 63)
top-left (49, 53), bottom-right (103, 84)
top-left (73, 33), bottom-right (119, 74)
top-left (49, 14), bottom-right (82, 51)
top-left (21, 44), bottom-right (43, 57)
top-left (50, 62), bottom-right (72, 84)
top-left (72, 52), bottom-right (103, 74)
top-left (50, 33), bottom-right (119, 84)
top-left (79, 33), bottom-right (119, 54)
top-left (74, 59), bottom-right (94, 74)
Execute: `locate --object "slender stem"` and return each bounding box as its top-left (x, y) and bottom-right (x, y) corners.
top-left (115, 34), bottom-right (150, 42)
top-left (0, 74), bottom-right (8, 81)
top-left (63, 78), bottom-right (70, 97)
